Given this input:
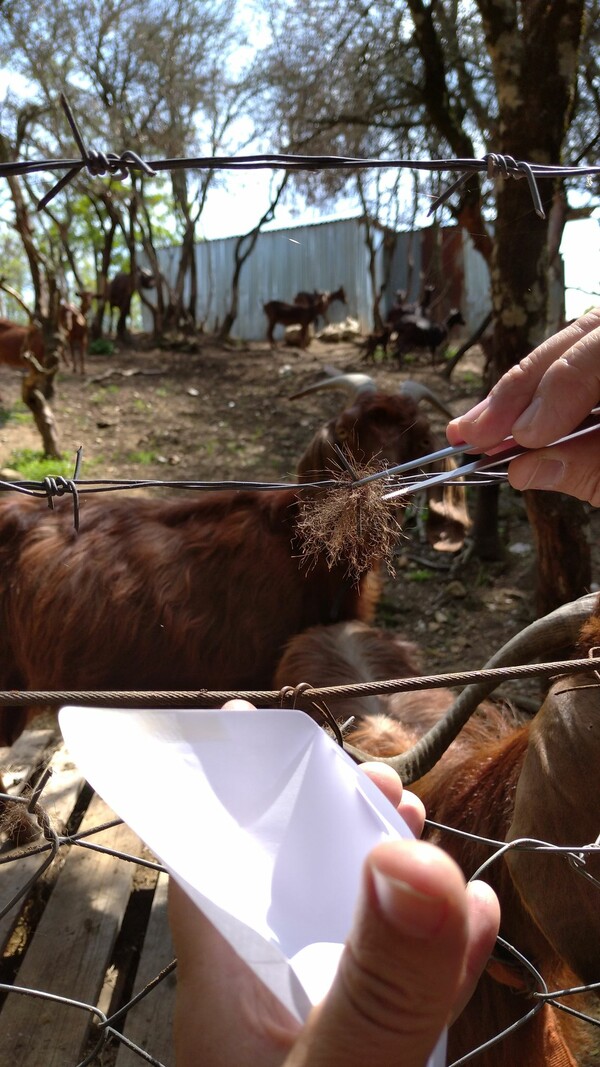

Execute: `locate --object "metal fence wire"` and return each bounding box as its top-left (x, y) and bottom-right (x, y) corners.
top-left (0, 654), bottom-right (600, 1066)
top-left (0, 90), bottom-right (600, 1066)
top-left (0, 94), bottom-right (598, 221)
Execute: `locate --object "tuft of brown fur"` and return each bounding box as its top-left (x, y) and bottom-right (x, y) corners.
top-left (296, 458), bottom-right (405, 580)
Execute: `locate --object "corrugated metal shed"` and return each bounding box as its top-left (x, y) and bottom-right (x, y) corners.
top-left (147, 217), bottom-right (491, 339)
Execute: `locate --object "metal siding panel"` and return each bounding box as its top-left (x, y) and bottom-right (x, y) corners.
top-left (148, 218), bottom-right (388, 338)
top-left (462, 231), bottom-right (492, 333)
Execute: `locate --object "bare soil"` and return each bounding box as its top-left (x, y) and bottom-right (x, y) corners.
top-left (0, 330), bottom-right (598, 695)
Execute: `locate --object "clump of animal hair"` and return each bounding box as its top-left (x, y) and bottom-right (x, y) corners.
top-left (296, 459), bottom-right (405, 580)
top-left (0, 799), bottom-right (41, 845)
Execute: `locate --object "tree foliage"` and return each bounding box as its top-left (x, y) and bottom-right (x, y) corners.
top-left (0, 0), bottom-right (252, 325)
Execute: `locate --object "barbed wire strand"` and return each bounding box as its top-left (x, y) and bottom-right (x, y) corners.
top-left (0, 94), bottom-right (598, 220)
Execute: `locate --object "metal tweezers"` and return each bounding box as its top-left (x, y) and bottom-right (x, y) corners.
top-left (352, 406), bottom-right (600, 499)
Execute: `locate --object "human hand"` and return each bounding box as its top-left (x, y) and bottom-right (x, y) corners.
top-left (447, 308), bottom-right (600, 505)
top-left (169, 701), bottom-right (500, 1067)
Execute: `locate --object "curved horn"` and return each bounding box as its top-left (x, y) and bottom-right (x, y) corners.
top-left (399, 380), bottom-right (454, 419)
top-left (289, 373), bottom-right (377, 401)
top-left (346, 592), bottom-right (599, 783)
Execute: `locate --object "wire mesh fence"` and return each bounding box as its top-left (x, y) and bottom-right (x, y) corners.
top-left (1, 650), bottom-right (600, 1066)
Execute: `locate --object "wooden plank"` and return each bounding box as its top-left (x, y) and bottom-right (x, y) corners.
top-left (0, 741), bottom-right (86, 952)
top-left (115, 872), bottom-right (176, 1067)
top-left (0, 729), bottom-right (57, 791)
top-left (0, 791), bottom-right (141, 1067)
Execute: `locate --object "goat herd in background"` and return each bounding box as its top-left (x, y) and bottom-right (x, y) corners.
top-left (0, 270), bottom-right (598, 1066)
top-left (0, 267), bottom-right (156, 377)
top-left (361, 283), bottom-right (466, 365)
top-left (262, 281), bottom-right (467, 366)
top-left (0, 272), bottom-right (465, 371)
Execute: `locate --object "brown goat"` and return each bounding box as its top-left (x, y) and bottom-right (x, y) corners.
top-left (0, 318), bottom-right (45, 371)
top-left (0, 373), bottom-right (462, 748)
top-left (272, 595), bottom-right (600, 1066)
top-left (106, 268), bottom-right (155, 338)
top-left (292, 372), bottom-right (470, 552)
top-left (263, 295), bottom-right (327, 347)
top-left (58, 291), bottom-right (93, 374)
top-left (293, 286), bottom-right (346, 326)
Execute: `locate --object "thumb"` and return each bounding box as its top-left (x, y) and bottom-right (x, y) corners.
top-left (284, 840), bottom-right (486, 1067)
top-left (508, 436), bottom-right (600, 507)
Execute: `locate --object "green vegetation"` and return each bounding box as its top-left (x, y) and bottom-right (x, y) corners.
top-left (0, 401), bottom-right (31, 428)
top-left (5, 449), bottom-right (79, 481)
top-left (407, 568), bottom-right (435, 582)
top-left (90, 383), bottom-right (120, 404)
top-left (89, 339), bottom-right (115, 356)
top-left (124, 449), bottom-right (159, 465)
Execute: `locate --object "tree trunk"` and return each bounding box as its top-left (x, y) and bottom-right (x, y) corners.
top-left (219, 173), bottom-right (289, 340)
top-left (21, 314), bottom-right (62, 458)
top-left (471, 0), bottom-right (587, 597)
top-left (22, 375), bottom-right (61, 459)
top-left (524, 491), bottom-right (591, 616)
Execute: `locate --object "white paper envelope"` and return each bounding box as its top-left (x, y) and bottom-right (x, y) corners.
top-left (59, 706), bottom-right (446, 1066)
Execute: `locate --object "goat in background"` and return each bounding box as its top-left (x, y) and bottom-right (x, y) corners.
top-left (106, 267), bottom-right (156, 339)
top-left (293, 286), bottom-right (347, 328)
top-left (0, 319), bottom-right (45, 372)
top-left (263, 294), bottom-right (327, 347)
top-left (361, 284), bottom-right (437, 363)
top-left (393, 307), bottom-right (466, 366)
top-left (58, 290), bottom-right (93, 374)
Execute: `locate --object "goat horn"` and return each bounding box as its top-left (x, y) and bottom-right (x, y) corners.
top-left (289, 373), bottom-right (377, 401)
top-left (345, 591), bottom-right (599, 784)
top-left (399, 380), bottom-right (454, 419)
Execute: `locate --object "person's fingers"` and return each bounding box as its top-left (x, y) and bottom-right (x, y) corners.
top-left (396, 790), bottom-right (427, 838)
top-left (446, 309), bottom-right (600, 450)
top-left (450, 880), bottom-right (500, 1021)
top-left (169, 879), bottom-right (300, 1067)
top-left (507, 437), bottom-right (600, 506)
top-left (359, 763), bottom-right (425, 838)
top-left (284, 839), bottom-right (493, 1067)
top-left (359, 761), bottom-right (404, 809)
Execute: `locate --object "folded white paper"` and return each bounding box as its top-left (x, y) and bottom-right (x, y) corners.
top-left (59, 706), bottom-right (446, 1065)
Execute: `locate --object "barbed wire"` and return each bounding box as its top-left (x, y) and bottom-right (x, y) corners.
top-left (1, 94), bottom-right (598, 219)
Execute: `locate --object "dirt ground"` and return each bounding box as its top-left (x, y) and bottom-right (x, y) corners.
top-left (0, 328), bottom-right (598, 695)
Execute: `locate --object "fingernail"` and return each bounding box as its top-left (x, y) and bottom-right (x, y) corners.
top-left (512, 395), bottom-right (542, 435)
top-left (513, 457), bottom-right (565, 491)
top-left (371, 867), bottom-right (448, 939)
top-left (457, 397), bottom-right (490, 425)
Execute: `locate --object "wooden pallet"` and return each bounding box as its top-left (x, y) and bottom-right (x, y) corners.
top-left (0, 728), bottom-right (175, 1066)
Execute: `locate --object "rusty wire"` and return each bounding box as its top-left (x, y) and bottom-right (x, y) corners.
top-left (0, 656), bottom-right (598, 716)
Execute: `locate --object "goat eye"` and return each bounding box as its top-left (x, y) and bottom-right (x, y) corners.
top-left (337, 427), bottom-right (348, 440)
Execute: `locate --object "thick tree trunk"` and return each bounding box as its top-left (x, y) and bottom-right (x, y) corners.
top-left (524, 491), bottom-right (591, 616)
top-left (471, 0), bottom-right (587, 600)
